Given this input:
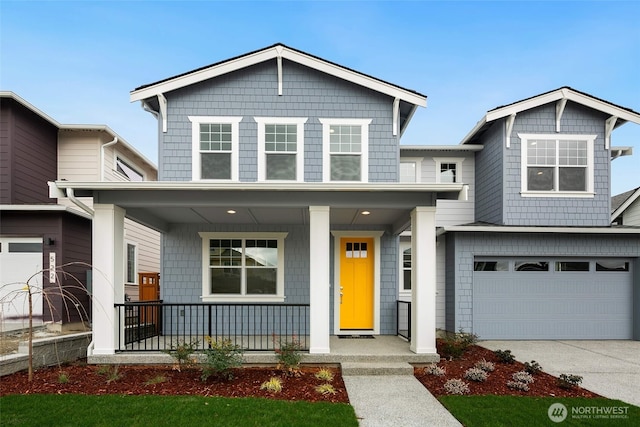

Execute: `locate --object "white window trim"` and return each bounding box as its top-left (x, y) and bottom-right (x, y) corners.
top-left (198, 232), bottom-right (288, 302)
top-left (319, 118), bottom-right (372, 183)
top-left (518, 133), bottom-right (596, 198)
top-left (433, 157), bottom-right (465, 183)
top-left (189, 116), bottom-right (242, 181)
top-left (399, 157), bottom-right (423, 183)
top-left (254, 117), bottom-right (307, 182)
top-left (398, 241), bottom-right (411, 299)
top-left (124, 241), bottom-right (137, 285)
top-left (114, 151), bottom-right (146, 182)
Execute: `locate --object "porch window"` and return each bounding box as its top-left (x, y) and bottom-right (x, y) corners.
top-left (189, 116), bottom-right (242, 181)
top-left (398, 242), bottom-right (411, 298)
top-left (399, 157), bottom-right (423, 183)
top-left (125, 243), bottom-right (137, 284)
top-left (433, 157), bottom-right (464, 183)
top-left (199, 232), bottom-right (287, 302)
top-left (320, 118), bottom-right (371, 182)
top-left (254, 117), bottom-right (307, 181)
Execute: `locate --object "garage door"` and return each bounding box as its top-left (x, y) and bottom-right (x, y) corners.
top-left (0, 237), bottom-right (43, 326)
top-left (473, 258), bottom-right (633, 340)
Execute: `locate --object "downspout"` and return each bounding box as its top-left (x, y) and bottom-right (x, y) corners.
top-left (100, 136), bottom-right (118, 181)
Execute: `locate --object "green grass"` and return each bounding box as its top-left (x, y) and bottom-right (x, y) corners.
top-left (1, 394), bottom-right (358, 427)
top-left (439, 395), bottom-right (639, 427)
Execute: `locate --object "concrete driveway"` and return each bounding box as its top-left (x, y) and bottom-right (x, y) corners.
top-left (480, 341), bottom-right (640, 407)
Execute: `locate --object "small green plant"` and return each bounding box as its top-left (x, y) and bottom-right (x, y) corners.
top-left (556, 373), bottom-right (583, 389)
top-left (315, 383), bottom-right (337, 395)
top-left (164, 340), bottom-right (199, 372)
top-left (423, 364), bottom-right (446, 377)
top-left (201, 337), bottom-right (244, 381)
top-left (493, 349), bottom-right (516, 364)
top-left (260, 377), bottom-right (283, 393)
top-left (96, 365), bottom-right (122, 383)
top-left (474, 358), bottom-right (495, 372)
top-left (524, 360), bottom-right (542, 375)
top-left (96, 365), bottom-right (111, 375)
top-left (464, 367), bottom-right (488, 382)
top-left (314, 368), bottom-right (334, 382)
top-left (144, 375), bottom-right (166, 385)
top-left (443, 378), bottom-right (470, 395)
top-left (273, 334), bottom-right (303, 376)
top-left (439, 329), bottom-right (478, 359)
top-left (57, 372), bottom-right (69, 384)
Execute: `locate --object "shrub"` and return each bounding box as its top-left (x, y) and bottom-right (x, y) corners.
top-left (507, 380), bottom-right (530, 391)
top-left (439, 329), bottom-right (479, 359)
top-left (260, 377), bottom-right (283, 393)
top-left (524, 360), bottom-right (542, 375)
top-left (557, 374), bottom-right (583, 389)
top-left (443, 378), bottom-right (470, 395)
top-left (474, 358), bottom-right (495, 372)
top-left (96, 365), bottom-right (121, 383)
top-left (144, 375), bottom-right (166, 385)
top-left (464, 367), bottom-right (488, 382)
top-left (58, 372), bottom-right (69, 384)
top-left (512, 371), bottom-right (534, 384)
top-left (201, 337), bottom-right (244, 381)
top-left (315, 383), bottom-right (337, 395)
top-left (493, 349), bottom-right (516, 364)
top-left (424, 364), bottom-right (446, 377)
top-left (164, 340), bottom-right (199, 371)
top-left (274, 335), bottom-right (303, 376)
top-left (314, 368), bottom-right (334, 382)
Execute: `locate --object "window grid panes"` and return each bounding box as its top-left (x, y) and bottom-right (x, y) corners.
top-left (265, 124), bottom-right (297, 152)
top-left (329, 125), bottom-right (361, 153)
top-left (440, 163), bottom-right (457, 183)
top-left (265, 124), bottom-right (297, 181)
top-left (403, 248), bottom-right (411, 290)
top-left (126, 244), bottom-right (136, 283)
top-left (200, 123), bottom-right (232, 151)
top-left (526, 139), bottom-right (588, 192)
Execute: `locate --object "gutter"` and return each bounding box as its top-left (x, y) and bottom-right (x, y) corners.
top-left (66, 188), bottom-right (94, 217)
top-left (100, 136), bottom-right (118, 181)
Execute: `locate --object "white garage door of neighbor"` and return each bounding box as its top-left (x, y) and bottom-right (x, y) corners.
top-left (473, 259), bottom-right (633, 340)
top-left (0, 237), bottom-right (44, 326)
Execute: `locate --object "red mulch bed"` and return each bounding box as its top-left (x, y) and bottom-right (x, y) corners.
top-left (0, 362), bottom-right (348, 403)
top-left (415, 342), bottom-right (600, 398)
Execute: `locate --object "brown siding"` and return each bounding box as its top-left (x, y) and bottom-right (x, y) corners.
top-left (0, 99), bottom-right (58, 204)
top-left (0, 102), bottom-right (13, 204)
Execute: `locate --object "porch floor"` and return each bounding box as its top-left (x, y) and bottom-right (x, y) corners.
top-left (89, 335), bottom-right (439, 365)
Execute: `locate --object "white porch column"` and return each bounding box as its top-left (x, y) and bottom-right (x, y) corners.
top-left (410, 206), bottom-right (437, 354)
top-left (309, 206), bottom-right (330, 353)
top-left (91, 204), bottom-right (125, 355)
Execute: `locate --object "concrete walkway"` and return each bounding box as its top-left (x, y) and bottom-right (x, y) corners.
top-left (343, 373), bottom-right (461, 426)
top-left (480, 340), bottom-right (640, 407)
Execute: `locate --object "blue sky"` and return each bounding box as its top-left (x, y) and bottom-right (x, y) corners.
top-left (2, 1), bottom-right (639, 194)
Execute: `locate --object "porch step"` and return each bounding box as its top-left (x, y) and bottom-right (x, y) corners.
top-left (340, 361), bottom-right (414, 376)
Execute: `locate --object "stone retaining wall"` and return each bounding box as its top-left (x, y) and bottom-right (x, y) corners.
top-left (0, 332), bottom-right (92, 376)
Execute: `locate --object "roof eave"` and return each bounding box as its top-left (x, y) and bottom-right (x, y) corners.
top-left (611, 187), bottom-right (640, 222)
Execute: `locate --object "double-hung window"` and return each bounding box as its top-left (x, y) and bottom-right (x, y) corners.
top-left (433, 158), bottom-right (464, 183)
top-left (199, 232), bottom-right (287, 302)
top-left (255, 117), bottom-right (306, 181)
top-left (320, 118), bottom-right (371, 182)
top-left (399, 158), bottom-right (423, 183)
top-left (189, 116), bottom-right (242, 181)
top-left (519, 134), bottom-right (595, 196)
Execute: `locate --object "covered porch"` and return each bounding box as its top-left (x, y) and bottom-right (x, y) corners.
top-left (50, 181), bottom-right (464, 360)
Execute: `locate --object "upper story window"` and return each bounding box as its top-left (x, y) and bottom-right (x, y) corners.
top-left (519, 134), bottom-right (596, 197)
top-left (399, 158), bottom-right (423, 183)
top-left (433, 157), bottom-right (464, 183)
top-left (255, 117), bottom-right (307, 182)
top-left (189, 116), bottom-right (242, 181)
top-left (320, 118), bottom-right (371, 182)
top-left (115, 155), bottom-right (144, 182)
top-left (198, 232), bottom-right (287, 302)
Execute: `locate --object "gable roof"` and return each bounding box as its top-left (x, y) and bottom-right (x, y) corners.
top-left (129, 43), bottom-right (426, 107)
top-left (460, 86), bottom-right (640, 145)
top-left (611, 186), bottom-right (640, 221)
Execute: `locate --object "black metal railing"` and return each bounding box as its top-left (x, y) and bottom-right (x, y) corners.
top-left (115, 302), bottom-right (310, 352)
top-left (397, 300), bottom-right (411, 341)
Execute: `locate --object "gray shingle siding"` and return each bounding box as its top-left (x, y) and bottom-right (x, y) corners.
top-left (474, 122), bottom-right (504, 224)
top-left (160, 59), bottom-right (397, 183)
top-left (446, 231), bottom-right (640, 333)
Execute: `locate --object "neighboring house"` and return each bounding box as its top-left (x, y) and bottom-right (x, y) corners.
top-left (49, 46), bottom-right (640, 360)
top-left (612, 186), bottom-right (640, 226)
top-left (0, 92), bottom-right (160, 331)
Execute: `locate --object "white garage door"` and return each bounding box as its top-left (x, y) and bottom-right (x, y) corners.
top-left (0, 237), bottom-right (43, 327)
top-left (473, 258), bottom-right (633, 340)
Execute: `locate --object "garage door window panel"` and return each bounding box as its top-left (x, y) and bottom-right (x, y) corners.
top-left (514, 261), bottom-right (549, 272)
top-left (596, 260), bottom-right (629, 272)
top-left (474, 261), bottom-right (509, 272)
top-left (555, 261), bottom-right (590, 272)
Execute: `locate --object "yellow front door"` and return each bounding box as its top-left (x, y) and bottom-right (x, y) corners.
top-left (339, 237), bottom-right (374, 330)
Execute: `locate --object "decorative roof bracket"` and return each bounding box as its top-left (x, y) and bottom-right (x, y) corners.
top-left (605, 116), bottom-right (618, 150)
top-left (555, 97), bottom-right (567, 132)
top-left (158, 93), bottom-right (168, 133)
top-left (392, 98), bottom-right (400, 136)
top-left (505, 113), bottom-right (516, 148)
top-left (275, 45), bottom-right (284, 96)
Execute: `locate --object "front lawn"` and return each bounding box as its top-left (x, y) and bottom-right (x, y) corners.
top-left (1, 394), bottom-right (358, 427)
top-left (439, 396), bottom-right (639, 427)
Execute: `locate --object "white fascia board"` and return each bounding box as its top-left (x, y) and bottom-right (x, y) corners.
top-left (0, 91), bottom-right (61, 128)
top-left (442, 225), bottom-right (640, 234)
top-left (51, 180), bottom-right (464, 193)
top-left (400, 145), bottom-right (484, 152)
top-left (130, 45), bottom-right (426, 107)
top-left (0, 204), bottom-right (92, 220)
top-left (611, 187), bottom-right (640, 222)
top-left (459, 117), bottom-right (487, 145)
